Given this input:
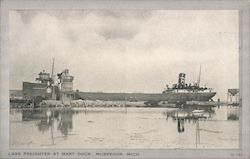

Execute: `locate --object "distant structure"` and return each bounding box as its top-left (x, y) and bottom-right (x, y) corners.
top-left (227, 89), bottom-right (239, 106)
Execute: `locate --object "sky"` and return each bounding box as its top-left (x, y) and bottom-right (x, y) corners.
top-left (9, 10), bottom-right (239, 100)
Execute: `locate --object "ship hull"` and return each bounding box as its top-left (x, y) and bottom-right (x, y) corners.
top-left (77, 92), bottom-right (216, 104)
top-left (20, 81), bottom-right (216, 104)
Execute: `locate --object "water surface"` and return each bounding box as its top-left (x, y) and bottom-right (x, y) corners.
top-left (10, 106), bottom-right (240, 149)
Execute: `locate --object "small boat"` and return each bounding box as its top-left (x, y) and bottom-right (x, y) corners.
top-left (192, 109), bottom-right (205, 116)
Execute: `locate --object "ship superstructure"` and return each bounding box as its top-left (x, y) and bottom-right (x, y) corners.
top-left (20, 59), bottom-right (75, 107)
top-left (163, 73), bottom-right (213, 94)
top-left (159, 73), bottom-right (216, 104)
top-left (23, 70), bottom-right (60, 100)
top-left (58, 69), bottom-right (74, 105)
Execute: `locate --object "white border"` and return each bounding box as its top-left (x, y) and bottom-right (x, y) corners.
top-left (0, 0), bottom-right (249, 159)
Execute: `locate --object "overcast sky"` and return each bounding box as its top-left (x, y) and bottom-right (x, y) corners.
top-left (9, 10), bottom-right (239, 100)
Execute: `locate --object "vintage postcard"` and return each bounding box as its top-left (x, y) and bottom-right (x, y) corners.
top-left (0, 0), bottom-right (249, 159)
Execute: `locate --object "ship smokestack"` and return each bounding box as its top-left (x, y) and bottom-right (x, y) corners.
top-left (178, 73), bottom-right (185, 87)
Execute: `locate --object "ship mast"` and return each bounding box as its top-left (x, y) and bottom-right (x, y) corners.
top-left (197, 64), bottom-right (201, 87)
top-left (51, 58), bottom-right (55, 80)
top-left (51, 58), bottom-right (56, 100)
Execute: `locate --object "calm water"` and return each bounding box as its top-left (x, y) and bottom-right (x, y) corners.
top-left (10, 106), bottom-right (240, 149)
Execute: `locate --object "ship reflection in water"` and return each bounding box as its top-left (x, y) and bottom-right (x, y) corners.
top-left (166, 105), bottom-right (215, 133)
top-left (165, 105), bottom-right (240, 148)
top-left (21, 108), bottom-right (84, 140)
top-left (10, 106), bottom-right (240, 149)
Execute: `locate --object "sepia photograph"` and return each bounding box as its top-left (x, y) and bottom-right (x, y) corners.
top-left (9, 10), bottom-right (240, 149)
top-left (0, 0), bottom-right (250, 159)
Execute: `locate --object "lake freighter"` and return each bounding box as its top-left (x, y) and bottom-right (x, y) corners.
top-left (10, 59), bottom-right (216, 107)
